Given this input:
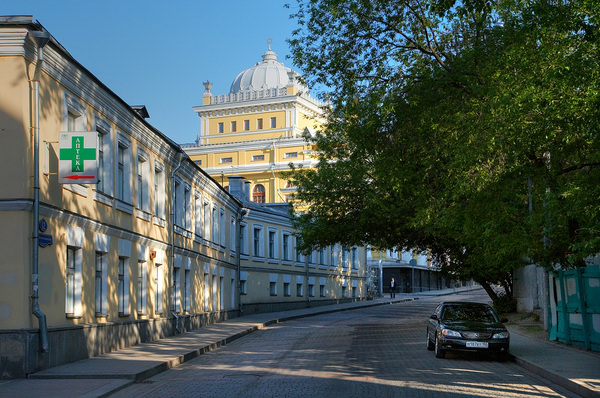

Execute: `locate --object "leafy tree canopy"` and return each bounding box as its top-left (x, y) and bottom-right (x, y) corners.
top-left (285, 0), bottom-right (600, 298)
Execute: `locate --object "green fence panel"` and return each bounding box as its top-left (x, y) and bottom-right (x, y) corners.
top-left (583, 265), bottom-right (600, 351)
top-left (549, 265), bottom-right (600, 351)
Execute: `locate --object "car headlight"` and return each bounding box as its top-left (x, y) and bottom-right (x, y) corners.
top-left (492, 331), bottom-right (509, 339)
top-left (441, 328), bottom-right (461, 337)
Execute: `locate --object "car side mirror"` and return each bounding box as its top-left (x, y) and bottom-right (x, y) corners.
top-left (430, 314), bottom-right (438, 320)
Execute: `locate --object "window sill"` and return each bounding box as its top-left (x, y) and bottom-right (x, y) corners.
top-left (135, 208), bottom-right (152, 222)
top-left (93, 191), bottom-right (113, 206)
top-left (116, 200), bottom-right (133, 214)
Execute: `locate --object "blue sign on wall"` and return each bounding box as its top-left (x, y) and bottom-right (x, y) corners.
top-left (39, 233), bottom-right (53, 247)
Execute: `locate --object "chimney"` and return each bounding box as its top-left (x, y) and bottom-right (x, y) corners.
top-left (227, 175), bottom-right (248, 202)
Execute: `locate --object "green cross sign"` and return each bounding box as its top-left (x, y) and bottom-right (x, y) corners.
top-left (58, 131), bottom-right (98, 184)
top-left (60, 136), bottom-right (96, 172)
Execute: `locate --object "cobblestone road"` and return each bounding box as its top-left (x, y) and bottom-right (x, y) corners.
top-left (111, 291), bottom-right (581, 397)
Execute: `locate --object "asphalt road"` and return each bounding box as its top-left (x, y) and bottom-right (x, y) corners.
top-left (110, 290), bottom-right (581, 397)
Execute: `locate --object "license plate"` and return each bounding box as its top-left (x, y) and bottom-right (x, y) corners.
top-left (466, 341), bottom-right (488, 348)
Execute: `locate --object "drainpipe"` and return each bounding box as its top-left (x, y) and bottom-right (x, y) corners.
top-left (30, 30), bottom-right (51, 353)
top-left (170, 151), bottom-right (184, 332)
top-left (237, 209), bottom-right (247, 314)
top-left (378, 253), bottom-right (383, 298)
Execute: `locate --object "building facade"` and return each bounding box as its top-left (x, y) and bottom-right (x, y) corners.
top-left (366, 248), bottom-right (454, 295)
top-left (184, 44), bottom-right (326, 204)
top-left (0, 17), bottom-right (366, 379)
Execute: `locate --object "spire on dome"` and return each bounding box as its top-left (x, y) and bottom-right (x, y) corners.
top-left (262, 38), bottom-right (277, 62)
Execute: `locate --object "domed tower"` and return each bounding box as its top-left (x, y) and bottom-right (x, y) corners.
top-left (229, 45), bottom-right (307, 94)
top-left (185, 43), bottom-right (326, 204)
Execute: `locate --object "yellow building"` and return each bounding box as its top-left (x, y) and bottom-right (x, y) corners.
top-left (0, 17), bottom-right (366, 378)
top-left (184, 44), bottom-right (326, 203)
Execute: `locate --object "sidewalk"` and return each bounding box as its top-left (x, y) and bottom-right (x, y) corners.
top-left (1, 288), bottom-right (598, 398)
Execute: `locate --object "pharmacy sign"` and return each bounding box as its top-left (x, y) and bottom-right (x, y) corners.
top-left (59, 131), bottom-right (98, 184)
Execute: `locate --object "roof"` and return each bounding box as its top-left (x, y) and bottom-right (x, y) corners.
top-left (229, 46), bottom-right (307, 94)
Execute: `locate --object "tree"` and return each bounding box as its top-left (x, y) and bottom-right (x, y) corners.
top-left (286, 0), bottom-right (600, 300)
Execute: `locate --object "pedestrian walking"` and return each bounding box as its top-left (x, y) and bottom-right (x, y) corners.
top-left (390, 277), bottom-right (396, 298)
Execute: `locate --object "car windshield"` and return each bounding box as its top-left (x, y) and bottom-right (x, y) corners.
top-left (442, 304), bottom-right (498, 323)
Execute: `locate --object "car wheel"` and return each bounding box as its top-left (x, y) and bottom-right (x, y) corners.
top-left (426, 330), bottom-right (434, 351)
top-left (434, 336), bottom-right (445, 358)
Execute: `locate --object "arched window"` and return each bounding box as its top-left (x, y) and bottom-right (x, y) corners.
top-left (252, 184), bottom-right (265, 203)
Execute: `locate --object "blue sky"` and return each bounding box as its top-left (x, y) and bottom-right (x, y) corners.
top-left (3, 0), bottom-right (301, 144)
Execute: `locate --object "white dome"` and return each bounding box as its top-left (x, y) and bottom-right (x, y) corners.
top-left (229, 48), bottom-right (304, 94)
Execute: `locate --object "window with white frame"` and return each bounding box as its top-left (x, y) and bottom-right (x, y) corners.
top-left (253, 225), bottom-right (264, 258)
top-left (137, 260), bottom-right (147, 314)
top-left (94, 117), bottom-right (112, 195)
top-left (319, 248), bottom-right (327, 265)
top-left (94, 232), bottom-right (109, 316)
top-left (351, 247), bottom-right (358, 270)
top-left (212, 274), bottom-right (218, 310)
top-left (282, 232), bottom-right (291, 261)
top-left (65, 225), bottom-right (83, 318)
top-left (220, 208), bottom-right (226, 248)
top-left (203, 200), bottom-right (211, 241)
top-left (184, 185), bottom-right (192, 230)
top-left (155, 263), bottom-right (163, 314)
top-left (296, 281), bottom-right (303, 297)
top-left (174, 180), bottom-right (182, 226)
top-left (231, 120), bottom-right (237, 132)
top-left (65, 246), bottom-right (81, 317)
top-left (184, 268), bottom-right (191, 312)
top-left (194, 193), bottom-right (202, 238)
top-left (240, 271), bottom-right (248, 295)
top-left (230, 216), bottom-right (236, 255)
top-left (219, 274), bottom-right (224, 310)
top-left (231, 271), bottom-right (236, 309)
top-left (118, 239), bottom-right (131, 316)
top-left (137, 151), bottom-right (150, 212)
top-left (270, 117), bottom-right (276, 128)
top-left (154, 162), bottom-right (166, 219)
top-left (320, 278), bottom-right (326, 297)
top-left (212, 206), bottom-right (218, 245)
top-left (240, 222), bottom-right (248, 256)
top-left (244, 119), bottom-right (250, 130)
top-left (284, 282), bottom-right (291, 296)
top-left (257, 118), bottom-right (263, 129)
top-left (330, 244), bottom-right (338, 267)
top-left (118, 257), bottom-right (128, 315)
top-left (173, 264), bottom-right (181, 313)
top-left (116, 136), bottom-right (132, 204)
top-left (268, 229), bottom-right (277, 260)
top-left (64, 92), bottom-right (87, 131)
top-left (269, 274), bottom-right (278, 296)
top-left (204, 271), bottom-right (210, 311)
top-left (308, 250), bottom-right (316, 266)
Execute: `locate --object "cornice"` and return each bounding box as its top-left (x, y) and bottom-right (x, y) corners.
top-left (194, 93), bottom-right (326, 118)
top-left (0, 28), bottom-right (30, 57)
top-left (184, 137), bottom-right (309, 154)
top-left (200, 159), bottom-right (319, 175)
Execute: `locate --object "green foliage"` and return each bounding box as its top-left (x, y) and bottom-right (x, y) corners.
top-left (286, 0), bottom-right (600, 297)
top-left (493, 293), bottom-right (517, 315)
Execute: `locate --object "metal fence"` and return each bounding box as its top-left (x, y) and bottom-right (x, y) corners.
top-left (548, 264), bottom-right (600, 351)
